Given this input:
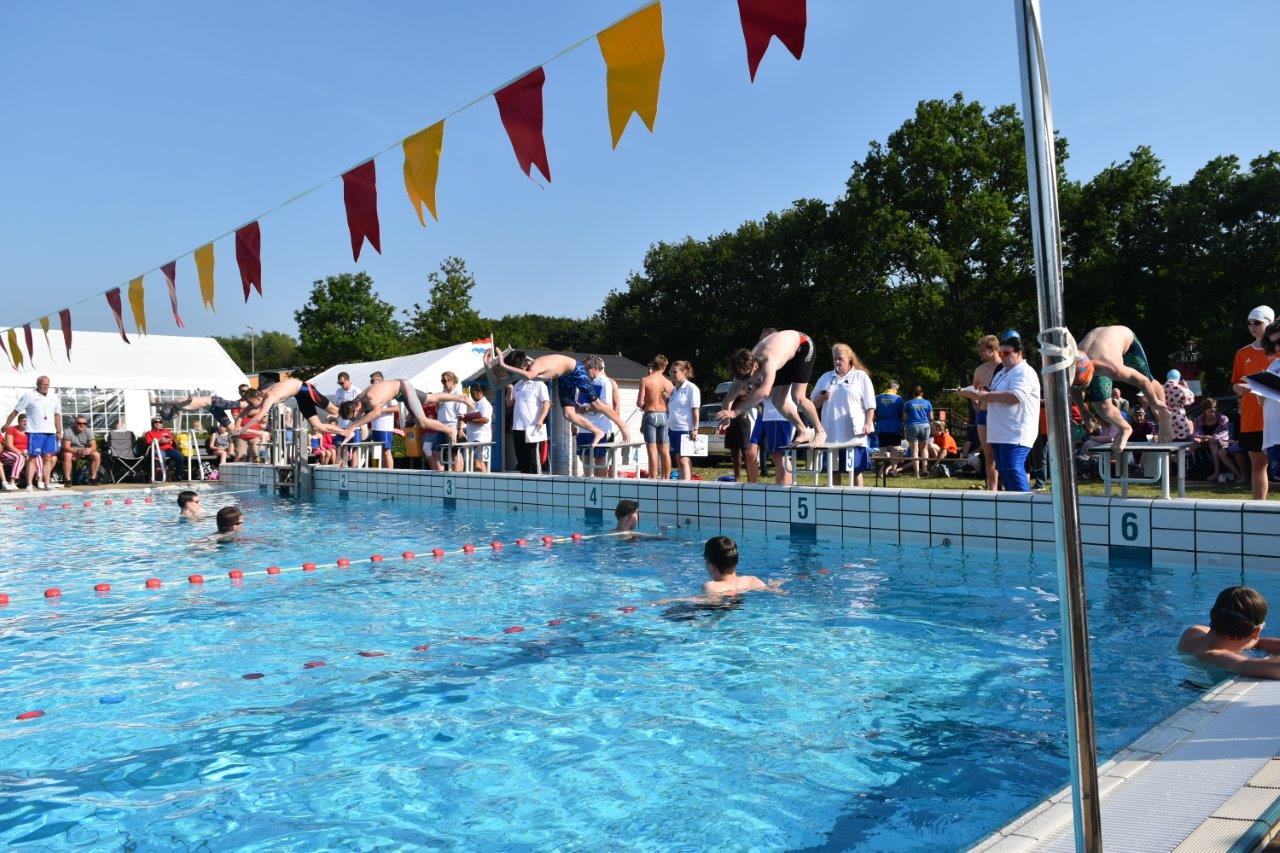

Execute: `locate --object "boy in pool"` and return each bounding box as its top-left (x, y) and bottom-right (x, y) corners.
top-left (214, 505), bottom-right (244, 539)
top-left (177, 490), bottom-right (204, 520)
top-left (700, 536), bottom-right (786, 598)
top-left (1178, 586), bottom-right (1280, 679)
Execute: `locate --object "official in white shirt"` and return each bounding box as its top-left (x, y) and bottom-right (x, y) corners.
top-left (959, 334), bottom-right (1041, 492)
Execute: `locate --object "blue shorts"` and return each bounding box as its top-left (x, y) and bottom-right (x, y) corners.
top-left (557, 363), bottom-right (596, 408)
top-left (823, 446), bottom-right (871, 474)
top-left (28, 433), bottom-right (58, 456)
top-left (975, 410), bottom-right (988, 427)
top-left (576, 432), bottom-right (613, 459)
top-left (750, 420), bottom-right (794, 454)
top-left (669, 430), bottom-right (691, 458)
top-left (640, 411), bottom-right (668, 445)
top-left (369, 430), bottom-right (394, 451)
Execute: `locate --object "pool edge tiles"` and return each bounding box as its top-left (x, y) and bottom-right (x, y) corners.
top-left (971, 677), bottom-right (1280, 852)
top-left (217, 463), bottom-right (1280, 570)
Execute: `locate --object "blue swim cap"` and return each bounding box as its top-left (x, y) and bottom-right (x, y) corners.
top-left (1000, 329), bottom-right (1021, 342)
top-left (1166, 369), bottom-right (1181, 382)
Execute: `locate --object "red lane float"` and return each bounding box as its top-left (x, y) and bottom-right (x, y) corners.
top-left (618, 606), bottom-right (637, 614)
top-left (541, 535), bottom-right (554, 546)
top-left (462, 544), bottom-right (476, 554)
top-left (188, 574), bottom-right (204, 584)
top-left (515, 538), bottom-right (528, 547)
top-left (241, 672), bottom-right (264, 680)
top-left (491, 540), bottom-right (503, 550)
top-left (60, 503), bottom-right (70, 510)
top-left (16, 710), bottom-right (44, 721)
top-left (145, 578), bottom-right (162, 589)
top-left (0, 593), bottom-right (9, 605)
top-left (336, 558), bottom-right (351, 568)
top-left (503, 625), bottom-right (525, 634)
top-left (818, 568), bottom-right (830, 575)
top-left (357, 651), bottom-right (385, 658)
top-left (83, 501), bottom-right (92, 508)
top-left (370, 554), bottom-right (384, 562)
top-left (104, 499), bottom-right (113, 506)
top-left (413, 644), bottom-right (431, 651)
top-left (37, 504), bottom-right (47, 511)
top-left (547, 619), bottom-right (564, 627)
top-left (144, 496), bottom-right (154, 504)
top-left (431, 548), bottom-right (445, 558)
top-left (94, 583), bottom-right (111, 593)
top-left (124, 498), bottom-right (134, 505)
top-left (228, 569), bottom-right (244, 580)
top-left (266, 566), bottom-right (282, 575)
top-left (302, 562), bottom-right (317, 572)
top-left (303, 660), bottom-right (326, 669)
top-left (44, 588), bottom-right (61, 599)
top-left (571, 532), bottom-right (583, 542)
top-left (402, 551), bottom-right (416, 560)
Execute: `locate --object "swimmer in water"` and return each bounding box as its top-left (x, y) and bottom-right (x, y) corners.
top-left (658, 536), bottom-right (785, 605)
top-left (177, 489), bottom-right (204, 520)
top-left (214, 505), bottom-right (244, 539)
top-left (609, 499), bottom-right (663, 540)
top-left (1178, 586), bottom-right (1280, 679)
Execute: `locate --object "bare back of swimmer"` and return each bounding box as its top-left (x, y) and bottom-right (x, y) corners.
top-left (339, 379), bottom-right (469, 441)
top-left (716, 330), bottom-right (827, 447)
top-left (1075, 325), bottom-right (1171, 451)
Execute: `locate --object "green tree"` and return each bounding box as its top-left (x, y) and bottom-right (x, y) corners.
top-left (490, 313), bottom-right (604, 353)
top-left (214, 330), bottom-right (297, 373)
top-left (294, 272), bottom-right (404, 372)
top-left (403, 256), bottom-right (486, 351)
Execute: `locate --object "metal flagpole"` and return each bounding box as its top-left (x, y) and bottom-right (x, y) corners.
top-left (1013, 1), bottom-right (1102, 850)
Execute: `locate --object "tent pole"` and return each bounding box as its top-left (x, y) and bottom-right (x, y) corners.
top-left (1014, 2), bottom-right (1102, 850)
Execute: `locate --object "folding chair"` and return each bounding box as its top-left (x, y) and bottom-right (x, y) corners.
top-left (107, 431), bottom-right (151, 484)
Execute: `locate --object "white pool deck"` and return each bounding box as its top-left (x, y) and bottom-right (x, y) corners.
top-left (974, 677), bottom-right (1280, 852)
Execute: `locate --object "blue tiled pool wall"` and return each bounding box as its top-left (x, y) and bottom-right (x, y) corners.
top-left (218, 464), bottom-right (1280, 571)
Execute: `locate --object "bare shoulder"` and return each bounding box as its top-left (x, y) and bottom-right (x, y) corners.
top-left (1177, 625), bottom-right (1208, 653)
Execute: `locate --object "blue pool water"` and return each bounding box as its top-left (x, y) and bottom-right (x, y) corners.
top-left (0, 487), bottom-right (1258, 849)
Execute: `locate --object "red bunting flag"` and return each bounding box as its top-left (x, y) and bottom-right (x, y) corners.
top-left (161, 261), bottom-right (185, 328)
top-left (738, 0), bottom-right (806, 81)
top-left (235, 222), bottom-right (262, 301)
top-left (22, 324), bottom-right (34, 359)
top-left (105, 288), bottom-right (130, 343)
top-left (341, 161), bottom-right (381, 262)
top-left (494, 68), bottom-right (551, 182)
top-left (59, 309), bottom-right (73, 359)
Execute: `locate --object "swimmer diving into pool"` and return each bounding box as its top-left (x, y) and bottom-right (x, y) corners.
top-left (337, 378), bottom-right (471, 441)
top-left (716, 329), bottom-right (827, 448)
top-left (1072, 325), bottom-right (1172, 452)
top-left (484, 346), bottom-right (631, 446)
top-left (238, 378), bottom-right (344, 434)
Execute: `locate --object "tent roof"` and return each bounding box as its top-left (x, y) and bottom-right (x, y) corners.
top-left (0, 330), bottom-right (246, 395)
top-left (307, 341), bottom-right (494, 393)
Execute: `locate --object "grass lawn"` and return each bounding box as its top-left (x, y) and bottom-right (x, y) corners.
top-left (684, 457), bottom-right (1278, 501)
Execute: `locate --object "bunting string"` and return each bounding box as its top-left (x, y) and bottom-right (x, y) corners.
top-left (4, 0), bottom-right (808, 359)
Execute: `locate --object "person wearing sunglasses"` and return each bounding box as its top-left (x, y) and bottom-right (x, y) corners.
top-left (59, 416), bottom-right (101, 485)
top-left (1232, 305), bottom-right (1277, 500)
top-left (958, 333), bottom-right (1041, 492)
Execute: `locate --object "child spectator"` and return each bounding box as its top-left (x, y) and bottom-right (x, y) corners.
top-left (207, 425), bottom-right (232, 467)
top-left (1178, 586), bottom-right (1280, 679)
top-left (0, 413), bottom-right (28, 490)
top-left (927, 420), bottom-right (958, 476)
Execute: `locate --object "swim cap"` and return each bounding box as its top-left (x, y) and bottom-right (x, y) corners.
top-left (1166, 369), bottom-right (1181, 382)
top-left (1000, 329), bottom-right (1021, 343)
top-left (1073, 355), bottom-right (1095, 387)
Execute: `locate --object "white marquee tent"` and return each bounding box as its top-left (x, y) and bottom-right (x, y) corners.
top-left (306, 341), bottom-right (493, 400)
top-left (0, 331), bottom-right (247, 434)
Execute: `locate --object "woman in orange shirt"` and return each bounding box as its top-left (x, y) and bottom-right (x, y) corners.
top-left (1232, 305), bottom-right (1277, 500)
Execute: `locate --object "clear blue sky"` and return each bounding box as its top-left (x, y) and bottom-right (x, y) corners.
top-left (2, 1), bottom-right (1277, 343)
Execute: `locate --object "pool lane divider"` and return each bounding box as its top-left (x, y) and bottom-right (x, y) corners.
top-left (6, 539), bottom-right (850, 724)
top-left (0, 530), bottom-right (609, 608)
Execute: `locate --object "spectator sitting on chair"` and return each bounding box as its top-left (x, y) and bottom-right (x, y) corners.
top-left (1130, 405), bottom-right (1158, 443)
top-left (177, 490), bottom-right (204, 520)
top-left (0, 413), bottom-right (28, 491)
top-left (60, 416), bottom-right (101, 485)
top-left (143, 417), bottom-right (187, 479)
top-left (3, 375), bottom-right (62, 491)
top-left (1193, 397), bottom-right (1239, 483)
top-left (207, 424), bottom-right (232, 466)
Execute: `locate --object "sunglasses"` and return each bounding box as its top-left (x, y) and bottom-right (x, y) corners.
top-left (1248, 320), bottom-right (1266, 326)
top-left (998, 349), bottom-right (1017, 356)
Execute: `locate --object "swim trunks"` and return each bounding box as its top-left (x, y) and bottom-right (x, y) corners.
top-left (209, 395), bottom-right (236, 427)
top-left (773, 334), bottom-right (815, 386)
top-left (293, 383), bottom-right (331, 420)
top-left (369, 429), bottom-right (394, 451)
top-left (750, 419), bottom-right (795, 454)
top-left (557, 362), bottom-right (597, 409)
top-left (640, 411), bottom-right (668, 445)
top-left (1085, 335), bottom-right (1154, 403)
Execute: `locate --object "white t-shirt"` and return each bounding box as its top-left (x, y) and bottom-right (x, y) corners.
top-left (761, 398), bottom-right (786, 423)
top-left (585, 374), bottom-right (615, 432)
top-left (985, 360), bottom-right (1041, 448)
top-left (812, 368), bottom-right (876, 445)
top-left (437, 399), bottom-right (467, 432)
top-left (668, 381), bottom-right (701, 432)
top-left (466, 396), bottom-right (494, 444)
top-left (512, 380), bottom-right (549, 431)
top-left (15, 390), bottom-right (60, 434)
top-left (332, 384), bottom-right (362, 406)
top-left (1262, 360), bottom-right (1280, 451)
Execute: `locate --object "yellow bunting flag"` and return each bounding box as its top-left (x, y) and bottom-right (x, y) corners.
top-left (6, 328), bottom-right (22, 369)
top-left (128, 276), bottom-right (148, 335)
top-left (597, 3), bottom-right (665, 148)
top-left (194, 243), bottom-right (216, 311)
top-left (403, 121), bottom-right (445, 226)
top-left (38, 316), bottom-right (52, 357)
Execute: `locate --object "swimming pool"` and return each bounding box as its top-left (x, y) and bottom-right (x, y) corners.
top-left (0, 487), bottom-right (1257, 849)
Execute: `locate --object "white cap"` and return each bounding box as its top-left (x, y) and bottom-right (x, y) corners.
top-left (1249, 305), bottom-right (1275, 324)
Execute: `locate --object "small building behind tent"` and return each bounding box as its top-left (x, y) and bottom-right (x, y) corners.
top-left (0, 330), bottom-right (247, 435)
